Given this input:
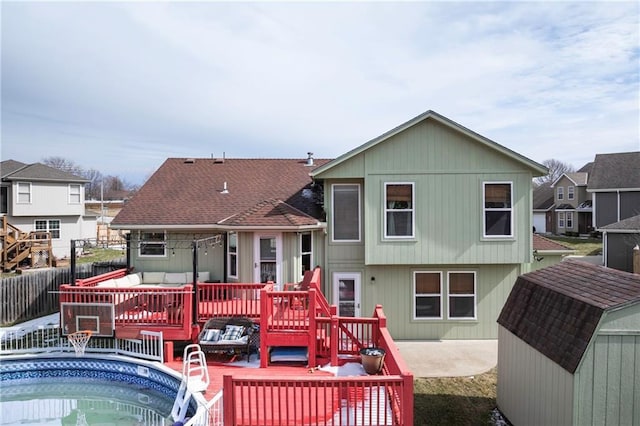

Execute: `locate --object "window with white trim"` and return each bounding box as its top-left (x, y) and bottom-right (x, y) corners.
top-left (448, 272), bottom-right (476, 319)
top-left (35, 219), bottom-right (60, 239)
top-left (557, 187), bottom-right (564, 200)
top-left (566, 212), bottom-right (573, 228)
top-left (228, 232), bottom-right (238, 278)
top-left (567, 186), bottom-right (574, 200)
top-left (139, 231), bottom-right (166, 257)
top-left (414, 272), bottom-right (442, 319)
top-left (558, 212), bottom-right (565, 228)
top-left (483, 182), bottom-right (513, 237)
top-left (384, 182), bottom-right (414, 238)
top-left (69, 184), bottom-right (81, 204)
top-left (17, 182), bottom-right (31, 204)
top-left (332, 184), bottom-right (360, 241)
top-left (300, 232), bottom-right (312, 278)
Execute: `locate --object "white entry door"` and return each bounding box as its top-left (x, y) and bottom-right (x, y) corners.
top-left (254, 234), bottom-right (282, 289)
top-left (333, 272), bottom-right (361, 317)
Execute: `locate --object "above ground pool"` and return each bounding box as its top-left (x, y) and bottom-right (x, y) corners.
top-left (0, 355), bottom-right (196, 425)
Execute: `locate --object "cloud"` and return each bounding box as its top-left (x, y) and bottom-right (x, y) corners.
top-left (2, 1), bottom-right (638, 184)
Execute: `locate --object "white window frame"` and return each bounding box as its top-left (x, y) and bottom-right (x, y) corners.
top-left (227, 232), bottom-right (238, 279)
top-left (300, 231), bottom-right (313, 279)
top-left (35, 219), bottom-right (61, 239)
top-left (482, 182), bottom-right (513, 238)
top-left (557, 187), bottom-right (564, 200)
top-left (384, 182), bottom-right (415, 239)
top-left (413, 271), bottom-right (443, 320)
top-left (17, 182), bottom-right (31, 204)
top-left (447, 271), bottom-right (477, 320)
top-left (558, 212), bottom-right (565, 228)
top-left (69, 184), bottom-right (81, 204)
top-left (567, 186), bottom-right (574, 200)
top-left (331, 183), bottom-right (361, 242)
top-left (138, 231), bottom-right (167, 257)
top-left (566, 211), bottom-right (574, 229)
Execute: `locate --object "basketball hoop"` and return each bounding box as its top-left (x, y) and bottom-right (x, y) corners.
top-left (68, 330), bottom-right (92, 357)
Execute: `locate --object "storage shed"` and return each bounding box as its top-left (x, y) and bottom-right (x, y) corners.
top-left (497, 260), bottom-right (640, 426)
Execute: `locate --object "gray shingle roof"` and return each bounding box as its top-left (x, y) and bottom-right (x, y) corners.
top-left (600, 214), bottom-right (640, 231)
top-left (532, 183), bottom-right (554, 210)
top-left (564, 172), bottom-right (588, 186)
top-left (0, 160), bottom-right (27, 178)
top-left (498, 260), bottom-right (640, 373)
top-left (1, 160), bottom-right (88, 183)
top-left (587, 152), bottom-right (640, 191)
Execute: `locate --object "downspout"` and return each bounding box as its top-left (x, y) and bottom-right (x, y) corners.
top-left (192, 240), bottom-right (198, 329)
top-left (125, 233), bottom-right (131, 272)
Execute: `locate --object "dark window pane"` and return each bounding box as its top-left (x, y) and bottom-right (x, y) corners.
top-left (416, 297), bottom-right (440, 317)
top-left (333, 185), bottom-right (359, 240)
top-left (450, 273), bottom-right (474, 294)
top-left (450, 297), bottom-right (475, 318)
top-left (485, 211), bottom-right (511, 236)
top-left (387, 211), bottom-right (412, 236)
top-left (415, 273), bottom-right (440, 294)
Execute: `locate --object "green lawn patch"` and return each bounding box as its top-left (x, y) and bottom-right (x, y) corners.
top-left (545, 235), bottom-right (602, 256)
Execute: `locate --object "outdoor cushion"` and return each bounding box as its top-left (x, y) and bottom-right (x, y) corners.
top-left (197, 271), bottom-right (210, 282)
top-left (221, 325), bottom-right (245, 341)
top-left (202, 329), bottom-right (221, 342)
top-left (96, 279), bottom-right (116, 288)
top-left (126, 273), bottom-right (142, 286)
top-left (164, 272), bottom-right (188, 284)
top-left (113, 277), bottom-right (131, 288)
top-left (218, 335), bottom-right (248, 345)
top-left (143, 272), bottom-right (165, 284)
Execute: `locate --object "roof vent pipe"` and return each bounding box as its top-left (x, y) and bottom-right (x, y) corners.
top-left (306, 152), bottom-right (314, 166)
top-left (221, 182), bottom-right (229, 194)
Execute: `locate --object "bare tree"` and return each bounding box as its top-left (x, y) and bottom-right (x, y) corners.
top-left (82, 168), bottom-right (104, 200)
top-left (42, 156), bottom-right (83, 176)
top-left (534, 159), bottom-right (575, 186)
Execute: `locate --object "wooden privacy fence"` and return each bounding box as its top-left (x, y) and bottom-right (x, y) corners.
top-left (0, 260), bottom-right (125, 326)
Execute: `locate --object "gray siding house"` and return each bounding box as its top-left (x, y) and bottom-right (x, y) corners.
top-left (550, 168), bottom-right (592, 235)
top-left (588, 151), bottom-right (640, 229)
top-left (497, 260), bottom-right (640, 426)
top-left (1, 159), bottom-right (95, 259)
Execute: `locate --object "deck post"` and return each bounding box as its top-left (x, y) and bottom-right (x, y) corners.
top-left (70, 239), bottom-right (76, 286)
top-left (223, 375), bottom-right (234, 425)
top-left (330, 314), bottom-right (339, 366)
top-left (260, 286), bottom-right (269, 368)
top-left (191, 240), bottom-right (198, 329)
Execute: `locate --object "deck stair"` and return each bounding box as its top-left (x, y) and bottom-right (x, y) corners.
top-left (1, 217), bottom-right (53, 271)
top-left (171, 344), bottom-right (210, 423)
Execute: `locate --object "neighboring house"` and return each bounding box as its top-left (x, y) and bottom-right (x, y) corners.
top-left (0, 159), bottom-right (95, 262)
top-left (532, 182), bottom-right (554, 234)
top-left (111, 110), bottom-right (547, 340)
top-left (309, 110), bottom-right (546, 339)
top-left (85, 199), bottom-right (127, 246)
top-left (111, 155), bottom-right (330, 288)
top-left (600, 214), bottom-right (640, 273)
top-left (497, 260), bottom-right (640, 426)
top-left (523, 233), bottom-right (574, 273)
top-left (550, 168), bottom-right (592, 235)
top-left (587, 151), bottom-right (640, 229)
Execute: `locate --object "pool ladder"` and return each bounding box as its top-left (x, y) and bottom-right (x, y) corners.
top-left (171, 344), bottom-right (210, 424)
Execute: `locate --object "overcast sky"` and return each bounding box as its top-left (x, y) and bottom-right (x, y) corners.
top-left (2, 1), bottom-right (639, 186)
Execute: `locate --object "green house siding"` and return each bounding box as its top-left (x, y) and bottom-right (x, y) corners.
top-left (324, 263), bottom-right (520, 340)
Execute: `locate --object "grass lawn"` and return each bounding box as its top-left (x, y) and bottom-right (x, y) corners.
top-left (75, 247), bottom-right (126, 264)
top-left (544, 235), bottom-right (603, 256)
top-left (414, 368), bottom-right (497, 426)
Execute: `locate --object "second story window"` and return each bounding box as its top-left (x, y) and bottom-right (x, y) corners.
top-left (483, 182), bottom-right (513, 238)
top-left (17, 182), bottom-right (31, 204)
top-left (567, 186), bottom-right (574, 200)
top-left (332, 184), bottom-right (360, 242)
top-left (300, 232), bottom-right (312, 278)
top-left (69, 184), bottom-right (81, 204)
top-left (384, 183), bottom-right (414, 238)
top-left (139, 231), bottom-right (166, 257)
top-left (228, 232), bottom-right (238, 279)
top-left (557, 187), bottom-right (564, 200)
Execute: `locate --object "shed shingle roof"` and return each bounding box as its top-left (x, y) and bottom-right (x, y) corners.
top-left (587, 152), bottom-right (640, 191)
top-left (600, 214), bottom-right (640, 232)
top-left (112, 158), bottom-right (330, 228)
top-left (498, 260), bottom-right (640, 373)
top-left (532, 234), bottom-right (573, 252)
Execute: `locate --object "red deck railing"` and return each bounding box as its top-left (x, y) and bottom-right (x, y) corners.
top-left (58, 267), bottom-right (414, 424)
